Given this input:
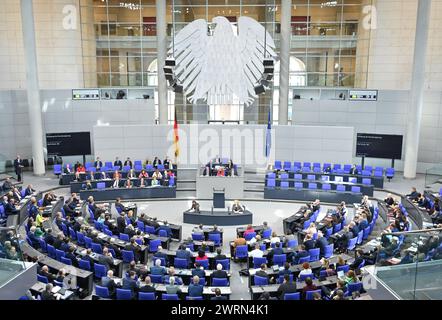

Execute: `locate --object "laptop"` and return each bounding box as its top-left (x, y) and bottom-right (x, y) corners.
top-left (321, 175), bottom-right (330, 182)
top-left (337, 270), bottom-right (345, 279)
top-left (335, 176), bottom-right (344, 183)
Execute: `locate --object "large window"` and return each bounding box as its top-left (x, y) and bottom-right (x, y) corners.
top-left (80, 0), bottom-right (371, 123)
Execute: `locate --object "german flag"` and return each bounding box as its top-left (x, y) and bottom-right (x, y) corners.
top-left (173, 109), bottom-right (180, 161)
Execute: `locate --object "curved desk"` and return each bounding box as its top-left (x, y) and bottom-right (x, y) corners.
top-left (183, 209), bottom-right (253, 226)
top-left (264, 187), bottom-right (363, 204)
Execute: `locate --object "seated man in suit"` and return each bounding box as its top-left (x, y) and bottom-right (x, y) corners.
top-left (176, 244), bottom-right (192, 266)
top-left (23, 184), bottom-right (35, 197)
top-left (94, 157), bottom-right (103, 170)
top-left (116, 213), bottom-right (127, 234)
top-left (211, 263), bottom-right (228, 279)
top-left (315, 231), bottom-right (329, 258)
top-left (65, 245), bottom-right (79, 267)
top-left (2, 178), bottom-right (13, 192)
top-left (27, 226), bottom-right (41, 248)
top-left (267, 242), bottom-right (284, 265)
top-left (255, 264), bottom-right (271, 283)
top-left (151, 258), bottom-right (167, 276)
top-left (114, 157), bottom-right (123, 170)
top-left (277, 274), bottom-right (298, 300)
top-left (122, 271), bottom-right (139, 298)
top-left (124, 238), bottom-right (142, 262)
top-left (406, 187), bottom-right (420, 201)
top-left (5, 198), bottom-right (19, 216)
top-left (303, 234), bottom-right (316, 251)
top-left (124, 157), bottom-right (133, 169)
top-left (214, 248), bottom-right (227, 261)
top-left (211, 288), bottom-right (227, 300)
top-left (39, 265), bottom-right (56, 283)
top-left (292, 244), bottom-right (310, 264)
top-left (101, 270), bottom-right (119, 298)
top-left (41, 283), bottom-right (57, 300)
top-left (191, 262), bottom-right (206, 279)
top-left (188, 276), bottom-right (204, 298)
top-left (98, 247), bottom-right (115, 271)
top-left (139, 276), bottom-right (156, 293)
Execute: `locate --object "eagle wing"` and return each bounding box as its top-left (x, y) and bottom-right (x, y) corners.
top-left (169, 19), bottom-right (209, 103)
top-left (237, 16), bottom-right (277, 105)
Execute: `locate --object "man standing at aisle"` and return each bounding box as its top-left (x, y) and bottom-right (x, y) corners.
top-left (14, 155), bottom-right (24, 182)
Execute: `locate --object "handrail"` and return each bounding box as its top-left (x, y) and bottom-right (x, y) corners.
top-left (386, 227), bottom-right (442, 236)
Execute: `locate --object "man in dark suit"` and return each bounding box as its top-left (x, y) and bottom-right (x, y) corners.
top-left (113, 157), bottom-right (123, 169)
top-left (349, 221), bottom-right (360, 238)
top-left (5, 199), bottom-right (19, 216)
top-left (44, 229), bottom-right (55, 246)
top-left (81, 248), bottom-right (95, 268)
top-left (139, 276), bottom-right (156, 293)
top-left (41, 284), bottom-right (56, 300)
top-left (122, 271), bottom-right (139, 298)
top-left (349, 165), bottom-right (359, 175)
top-left (101, 270), bottom-right (119, 298)
top-left (148, 217), bottom-right (160, 230)
top-left (63, 200), bottom-right (76, 218)
top-left (303, 234), bottom-right (316, 251)
top-left (65, 246), bottom-right (79, 267)
top-left (292, 244), bottom-right (310, 264)
top-left (151, 258), bottom-right (166, 275)
top-left (267, 242), bottom-right (284, 264)
top-left (406, 187), bottom-right (419, 201)
top-left (116, 213), bottom-right (127, 234)
top-left (211, 263), bottom-right (228, 279)
top-left (94, 157), bottom-right (103, 170)
top-left (276, 274), bottom-right (298, 300)
top-left (53, 234), bottom-right (65, 250)
top-left (124, 239), bottom-right (142, 262)
top-left (2, 178), bottom-right (13, 192)
top-left (214, 248), bottom-right (227, 261)
top-left (24, 184), bottom-right (35, 196)
top-left (188, 276), bottom-right (204, 298)
top-left (255, 264), bottom-right (269, 281)
top-left (124, 157), bottom-right (133, 169)
top-left (210, 288), bottom-right (227, 300)
top-left (14, 155), bottom-right (24, 182)
top-left (98, 247), bottom-right (115, 271)
top-left (191, 262), bottom-right (206, 279)
top-left (124, 224), bottom-right (136, 238)
top-left (176, 244), bottom-right (192, 265)
top-left (152, 157), bottom-right (162, 168)
top-left (315, 232), bottom-right (329, 257)
top-left (39, 265), bottom-right (56, 283)
top-left (138, 213), bottom-right (149, 225)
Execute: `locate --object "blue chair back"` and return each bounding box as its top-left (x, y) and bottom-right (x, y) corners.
top-left (284, 292), bottom-right (300, 300)
top-left (287, 239), bottom-right (298, 248)
top-left (79, 259), bottom-right (91, 271)
top-left (60, 256), bottom-right (72, 265)
top-left (245, 232), bottom-right (256, 241)
top-left (308, 248), bottom-right (320, 262)
top-left (55, 249), bottom-right (65, 261)
top-left (278, 274), bottom-right (294, 284)
top-left (273, 254), bottom-right (286, 267)
top-left (347, 237), bottom-right (358, 251)
top-left (215, 259), bottom-right (230, 270)
top-left (298, 256), bottom-right (310, 264)
top-left (298, 273), bottom-right (314, 282)
top-left (116, 288), bottom-right (132, 300)
top-left (94, 263), bottom-right (107, 278)
top-left (267, 179), bottom-right (276, 188)
top-left (208, 233), bottom-right (221, 246)
top-left (192, 233), bottom-right (205, 241)
top-left (235, 245), bottom-right (248, 259)
top-left (347, 282), bottom-right (363, 294)
top-left (337, 265), bottom-right (350, 273)
top-left (306, 289), bottom-right (322, 300)
top-left (122, 250), bottom-right (135, 263)
top-left (53, 164), bottom-right (62, 175)
top-left (47, 244), bottom-right (56, 259)
top-left (37, 274), bottom-right (49, 284)
top-left (149, 239), bottom-right (161, 253)
top-left (199, 259), bottom-right (209, 269)
top-left (324, 244), bottom-right (334, 258)
top-left (139, 292), bottom-right (156, 300)
top-left (150, 274), bottom-right (163, 284)
top-left (162, 293), bottom-right (179, 300)
top-left (158, 229), bottom-right (168, 238)
top-left (145, 225), bottom-right (155, 234)
top-left (119, 233), bottom-right (130, 241)
top-left (254, 275), bottom-right (269, 285)
top-left (91, 242), bottom-right (103, 254)
top-left (212, 278), bottom-right (229, 287)
top-left (253, 257), bottom-right (267, 268)
top-left (174, 258), bottom-right (189, 269)
top-left (95, 285), bottom-right (110, 298)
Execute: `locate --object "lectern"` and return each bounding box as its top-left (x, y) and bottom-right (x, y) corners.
top-left (213, 188), bottom-right (225, 209)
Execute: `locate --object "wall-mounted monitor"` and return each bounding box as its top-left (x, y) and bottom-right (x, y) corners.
top-left (349, 90), bottom-right (378, 101)
top-left (356, 133), bottom-right (403, 160)
top-left (46, 132), bottom-right (92, 156)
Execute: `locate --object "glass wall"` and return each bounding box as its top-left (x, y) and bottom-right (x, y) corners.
top-left (374, 228), bottom-right (442, 300)
top-left (79, 0), bottom-right (371, 123)
top-left (0, 227), bottom-right (26, 288)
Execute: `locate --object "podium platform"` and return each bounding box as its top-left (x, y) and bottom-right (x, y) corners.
top-left (183, 209), bottom-right (253, 226)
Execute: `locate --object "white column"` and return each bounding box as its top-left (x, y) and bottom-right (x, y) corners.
top-left (20, 0), bottom-right (45, 175)
top-left (403, 0), bottom-right (432, 179)
top-left (278, 0), bottom-right (291, 125)
top-left (156, 0), bottom-right (168, 124)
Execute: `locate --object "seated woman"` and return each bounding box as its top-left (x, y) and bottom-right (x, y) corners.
top-left (127, 168), bottom-right (136, 180)
top-left (83, 180), bottom-right (93, 190)
top-left (195, 250), bottom-right (208, 262)
top-left (124, 178), bottom-right (133, 189)
top-left (151, 177), bottom-right (160, 187)
top-left (64, 164), bottom-right (72, 174)
top-left (305, 222), bottom-right (317, 236)
top-left (75, 163), bottom-right (86, 181)
top-left (232, 200), bottom-right (244, 213)
top-left (152, 169), bottom-right (163, 180)
top-left (216, 167), bottom-right (225, 177)
top-left (138, 169), bottom-right (149, 187)
top-left (112, 171), bottom-right (122, 188)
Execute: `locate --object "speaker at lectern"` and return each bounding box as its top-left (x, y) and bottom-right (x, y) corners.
top-left (213, 188), bottom-right (225, 209)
